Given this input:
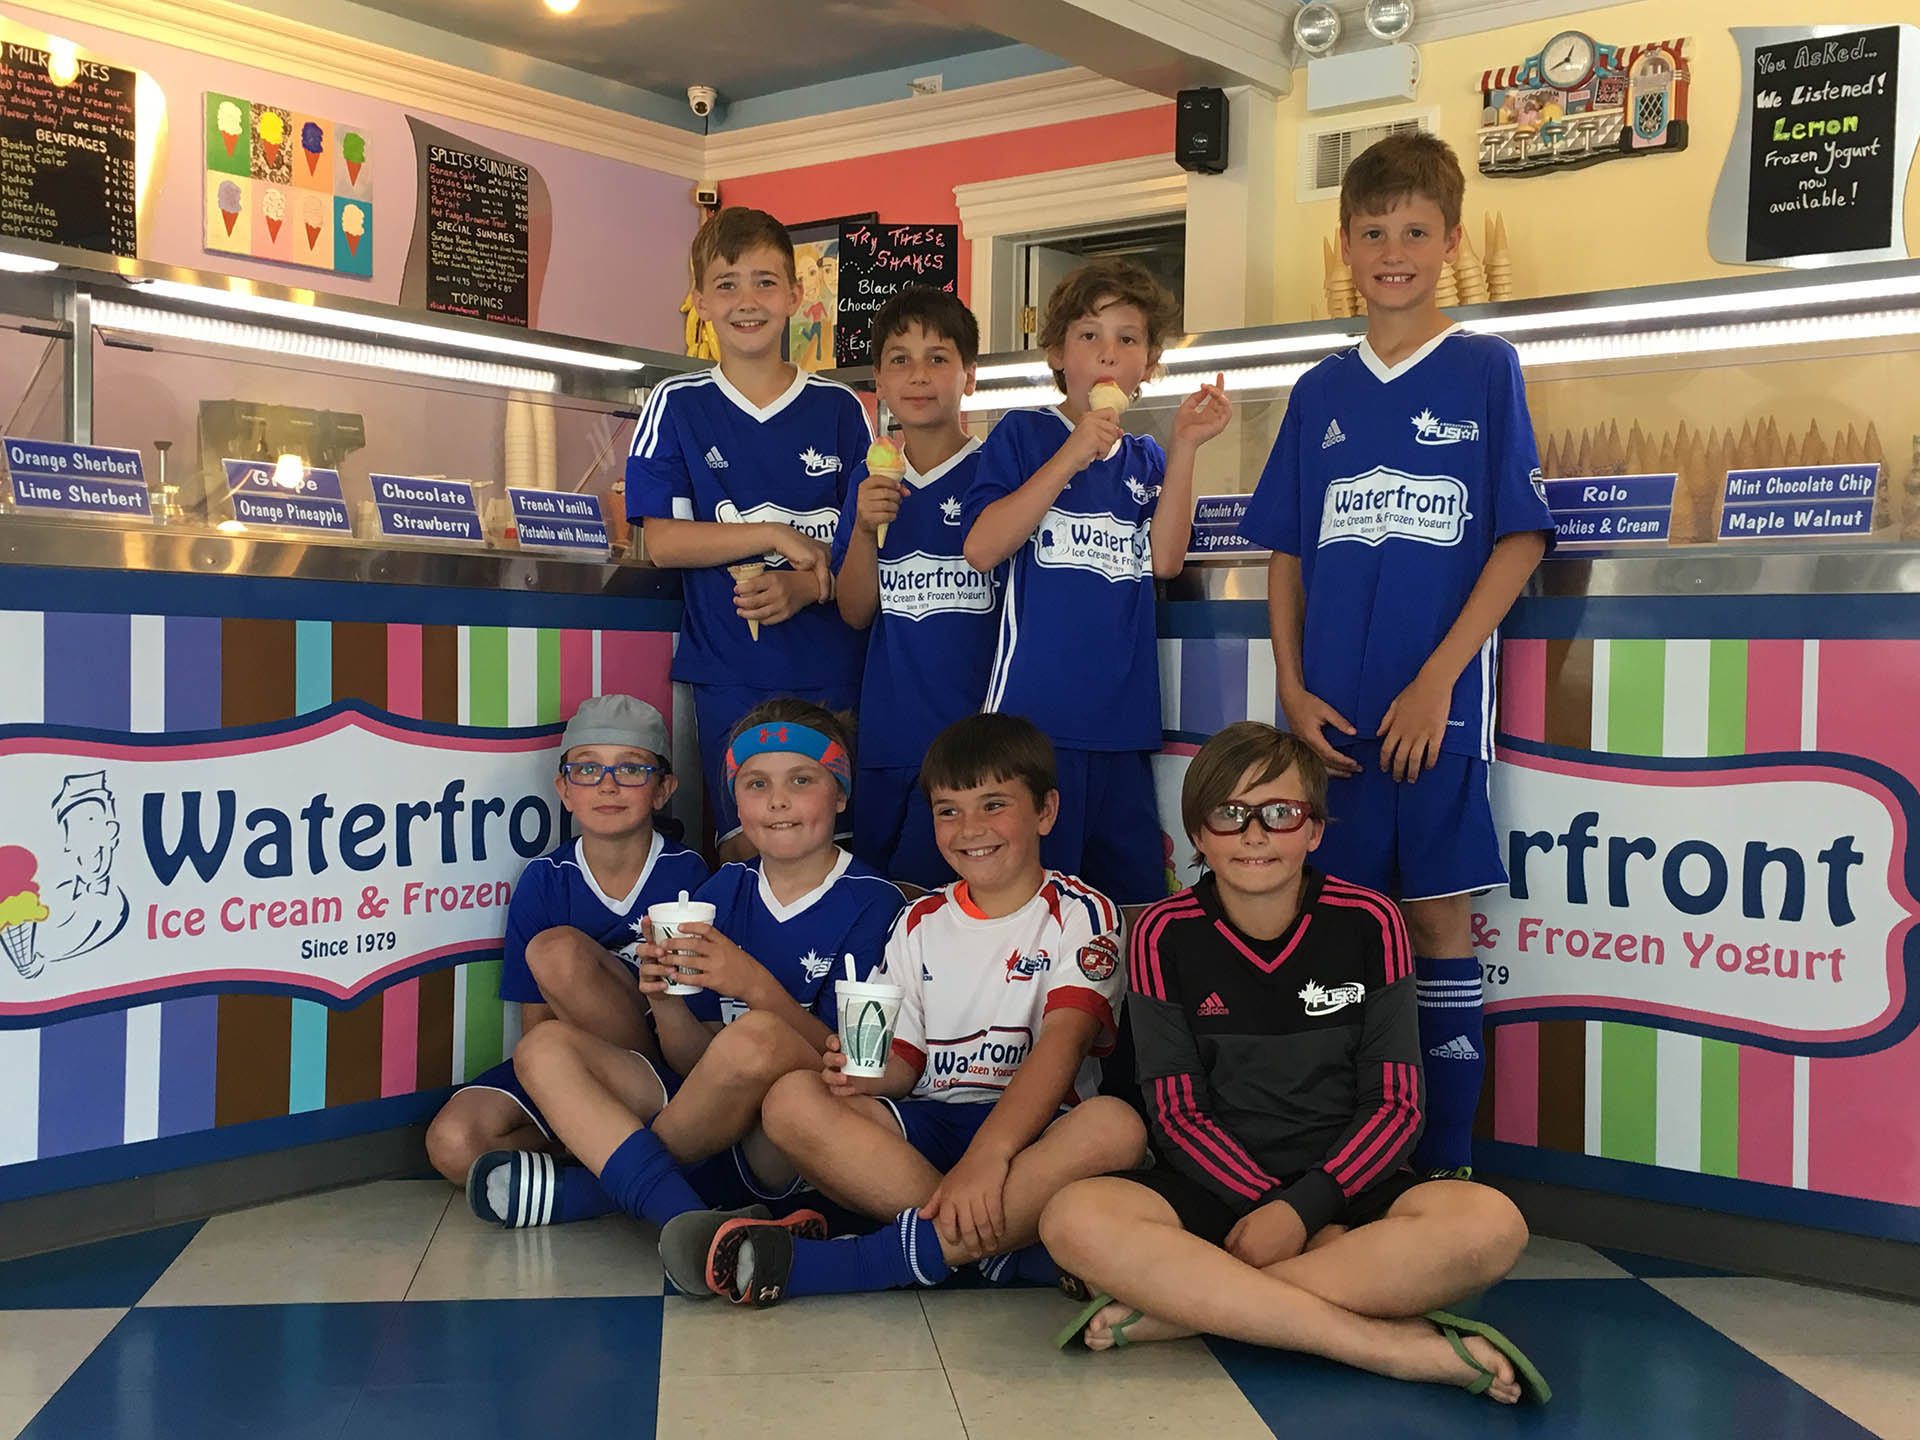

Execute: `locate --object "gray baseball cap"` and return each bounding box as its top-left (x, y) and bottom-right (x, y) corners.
top-left (560, 694), bottom-right (670, 766)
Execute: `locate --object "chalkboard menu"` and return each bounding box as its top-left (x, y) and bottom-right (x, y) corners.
top-left (0, 43), bottom-right (137, 256)
top-left (834, 221), bottom-right (960, 367)
top-left (1746, 26), bottom-right (1901, 262)
top-left (424, 142), bottom-right (529, 327)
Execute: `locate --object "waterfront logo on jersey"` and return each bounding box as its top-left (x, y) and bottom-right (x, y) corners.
top-left (799, 447), bottom-right (843, 478)
top-left (0, 702), bottom-right (565, 1023)
top-left (1005, 947), bottom-right (1051, 982)
top-left (1320, 467), bottom-right (1473, 548)
top-left (926, 1025), bottom-right (1034, 1091)
top-left (1472, 740), bottom-right (1920, 1055)
top-left (1411, 409), bottom-right (1480, 446)
top-left (1300, 980), bottom-right (1364, 1016)
top-left (1078, 933), bottom-right (1120, 982)
top-left (1033, 507), bottom-right (1150, 581)
top-left (877, 553), bottom-right (995, 621)
top-left (726, 500), bottom-right (840, 553)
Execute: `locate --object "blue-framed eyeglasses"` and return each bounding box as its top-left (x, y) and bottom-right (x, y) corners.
top-left (560, 761), bottom-right (662, 788)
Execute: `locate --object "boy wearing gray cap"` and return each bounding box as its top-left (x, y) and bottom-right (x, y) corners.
top-left (425, 694), bottom-right (708, 1186)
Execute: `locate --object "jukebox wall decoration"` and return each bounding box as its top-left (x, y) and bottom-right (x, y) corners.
top-left (1478, 31), bottom-right (1691, 176)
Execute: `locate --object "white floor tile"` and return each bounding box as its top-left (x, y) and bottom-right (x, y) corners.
top-left (662, 1291), bottom-right (940, 1376)
top-left (655, 1368), bottom-right (964, 1439)
top-left (0, 1308), bottom-right (123, 1403)
top-left (921, 1289), bottom-right (1220, 1376)
top-left (0, 1391), bottom-right (44, 1440)
top-left (406, 1206), bottom-right (663, 1300)
top-left (1652, 1277), bottom-right (1920, 1356)
top-left (1755, 1351), bottom-right (1920, 1440)
top-left (1504, 1236), bottom-right (1632, 1282)
top-left (946, 1360), bottom-right (1274, 1440)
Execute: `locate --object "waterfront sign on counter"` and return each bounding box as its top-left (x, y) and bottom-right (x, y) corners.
top-left (3, 439), bottom-right (151, 521)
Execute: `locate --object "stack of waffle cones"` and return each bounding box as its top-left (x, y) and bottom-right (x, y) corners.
top-left (1322, 237), bottom-right (1358, 319)
top-left (1483, 214), bottom-right (1513, 302)
top-left (1453, 229), bottom-right (1489, 305)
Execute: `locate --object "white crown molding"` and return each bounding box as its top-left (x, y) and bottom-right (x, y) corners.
top-left (954, 153), bottom-right (1188, 239)
top-left (704, 68), bottom-right (1165, 182)
top-left (50, 0), bottom-right (707, 177)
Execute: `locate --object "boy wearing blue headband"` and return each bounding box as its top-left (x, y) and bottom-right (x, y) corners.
top-left (469, 700), bottom-right (906, 1243)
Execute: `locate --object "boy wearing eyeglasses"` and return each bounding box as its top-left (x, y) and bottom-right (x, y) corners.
top-left (1038, 722), bottom-right (1546, 1406)
top-left (424, 693), bottom-right (708, 1185)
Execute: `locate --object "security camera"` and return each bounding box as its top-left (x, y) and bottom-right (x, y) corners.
top-left (695, 180), bottom-right (720, 208)
top-left (687, 85), bottom-right (717, 118)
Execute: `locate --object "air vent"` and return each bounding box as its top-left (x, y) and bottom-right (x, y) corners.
top-left (1297, 107), bottom-right (1438, 201)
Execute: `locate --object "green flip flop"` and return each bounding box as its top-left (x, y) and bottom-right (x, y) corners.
top-left (1424, 1309), bottom-right (1552, 1404)
top-left (1052, 1291), bottom-right (1144, 1351)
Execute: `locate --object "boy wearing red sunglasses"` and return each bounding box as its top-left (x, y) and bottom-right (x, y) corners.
top-left (1035, 721), bottom-right (1548, 1406)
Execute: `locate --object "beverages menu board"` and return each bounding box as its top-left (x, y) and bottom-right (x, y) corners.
top-left (1746, 26), bottom-right (1902, 261)
top-left (0, 43), bottom-right (137, 256)
top-left (424, 142), bottom-right (529, 327)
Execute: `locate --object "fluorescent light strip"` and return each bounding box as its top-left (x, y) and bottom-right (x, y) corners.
top-left (971, 330), bottom-right (1353, 385)
top-left (0, 251), bottom-right (60, 274)
top-left (93, 299), bottom-right (558, 392)
top-left (130, 278), bottom-right (643, 373)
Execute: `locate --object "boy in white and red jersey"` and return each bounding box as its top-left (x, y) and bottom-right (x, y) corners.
top-left (666, 713), bottom-right (1148, 1304)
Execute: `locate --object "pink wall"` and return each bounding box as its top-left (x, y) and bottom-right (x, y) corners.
top-left (721, 105), bottom-right (1176, 305)
top-left (9, 4), bottom-right (698, 351)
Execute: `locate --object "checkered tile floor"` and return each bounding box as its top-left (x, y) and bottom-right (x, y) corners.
top-left (2, 1181), bottom-right (1915, 1438)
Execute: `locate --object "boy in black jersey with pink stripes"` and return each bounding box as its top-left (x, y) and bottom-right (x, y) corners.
top-left (1039, 722), bottom-right (1549, 1406)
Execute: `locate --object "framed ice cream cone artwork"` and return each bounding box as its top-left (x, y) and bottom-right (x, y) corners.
top-left (201, 93), bottom-right (372, 276)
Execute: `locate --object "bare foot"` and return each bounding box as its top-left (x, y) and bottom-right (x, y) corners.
top-left (1388, 1318), bottom-right (1520, 1404)
top-left (1083, 1301), bottom-right (1196, 1351)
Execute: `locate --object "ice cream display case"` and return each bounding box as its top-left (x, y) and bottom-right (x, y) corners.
top-left (0, 252), bottom-right (703, 1228)
top-left (955, 260), bottom-right (1920, 1260)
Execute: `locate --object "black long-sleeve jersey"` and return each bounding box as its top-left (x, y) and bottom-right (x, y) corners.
top-left (1128, 868), bottom-right (1424, 1234)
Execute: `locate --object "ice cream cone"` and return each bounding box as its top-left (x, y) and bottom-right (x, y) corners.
top-left (265, 216), bottom-right (281, 242)
top-left (866, 438), bottom-right (906, 549)
top-left (0, 920), bottom-right (40, 979)
top-left (222, 132), bottom-right (237, 156)
top-left (221, 208), bottom-right (238, 236)
top-left (263, 140), bottom-right (282, 168)
top-left (347, 232), bottom-right (361, 256)
top-left (729, 562), bottom-right (767, 641)
top-left (305, 149), bottom-right (320, 176)
top-left (306, 223), bottom-right (321, 248)
top-left (1089, 380), bottom-right (1131, 416)
top-left (347, 159), bottom-right (362, 185)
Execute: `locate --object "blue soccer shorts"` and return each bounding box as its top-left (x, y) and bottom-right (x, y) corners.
top-left (852, 765), bottom-right (954, 890)
top-left (1313, 740), bottom-right (1507, 900)
top-left (1043, 747), bottom-right (1166, 906)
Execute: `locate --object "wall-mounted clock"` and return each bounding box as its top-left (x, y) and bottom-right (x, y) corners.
top-left (1541, 29), bottom-right (1596, 90)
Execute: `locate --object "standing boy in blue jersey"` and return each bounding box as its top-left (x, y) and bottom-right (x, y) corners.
top-left (629, 207), bottom-right (872, 862)
top-left (833, 287), bottom-right (995, 889)
top-left (1238, 134), bottom-right (1554, 1175)
top-left (962, 259), bottom-right (1229, 906)
top-left (423, 694), bottom-right (708, 1184)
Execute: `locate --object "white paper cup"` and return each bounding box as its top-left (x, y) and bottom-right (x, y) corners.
top-left (836, 977), bottom-right (904, 1078)
top-left (648, 899), bottom-right (716, 996)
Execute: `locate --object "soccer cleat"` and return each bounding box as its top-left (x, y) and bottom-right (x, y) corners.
top-left (705, 1212), bottom-right (829, 1305)
top-left (658, 1204), bottom-right (771, 1298)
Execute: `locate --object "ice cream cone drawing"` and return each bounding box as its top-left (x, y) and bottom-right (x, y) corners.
top-left (342, 203), bottom-right (366, 256)
top-left (866, 437), bottom-right (905, 547)
top-left (263, 187), bottom-right (285, 242)
top-left (217, 180), bottom-right (242, 236)
top-left (217, 99), bottom-right (241, 157)
top-left (302, 191), bottom-right (326, 251)
top-left (342, 130), bottom-right (365, 185)
top-left (729, 563), bottom-right (767, 641)
top-left (0, 845), bottom-right (49, 980)
top-left (258, 110), bottom-right (285, 169)
top-left (302, 120), bottom-right (325, 175)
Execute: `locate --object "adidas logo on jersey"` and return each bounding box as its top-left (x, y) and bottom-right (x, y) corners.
top-left (1322, 419), bottom-right (1347, 449)
top-left (921, 963), bottom-right (934, 982)
top-left (1429, 1035), bottom-right (1481, 1061)
top-left (1196, 991), bottom-right (1230, 1017)
top-left (705, 446), bottom-right (729, 470)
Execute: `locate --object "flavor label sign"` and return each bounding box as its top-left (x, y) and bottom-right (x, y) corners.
top-left (1188, 494), bottom-right (1262, 559)
top-left (1544, 475), bottom-right (1675, 547)
top-left (1472, 740), bottom-right (1920, 1054)
top-left (3, 439), bottom-right (150, 521)
top-left (0, 702), bottom-right (567, 1021)
top-left (1719, 464), bottom-right (1878, 539)
top-left (509, 488), bottom-right (607, 553)
top-left (372, 473), bottom-right (483, 544)
top-left (221, 458), bottom-right (351, 534)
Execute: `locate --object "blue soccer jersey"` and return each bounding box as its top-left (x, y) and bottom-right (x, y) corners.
top-left (961, 409), bottom-right (1167, 752)
top-left (499, 832), bottom-right (711, 1003)
top-left (830, 439), bottom-right (1000, 767)
top-left (1239, 328), bottom-right (1554, 761)
top-left (627, 366), bottom-right (873, 689)
top-left (682, 849), bottom-right (906, 1027)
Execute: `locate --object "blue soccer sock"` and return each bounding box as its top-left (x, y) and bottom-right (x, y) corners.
top-left (977, 1243), bottom-right (1058, 1288)
top-left (472, 1151), bottom-right (619, 1228)
top-left (597, 1127), bottom-right (707, 1227)
top-left (1413, 954), bottom-right (1484, 1172)
top-left (782, 1209), bottom-right (952, 1297)
top-left (553, 1165), bottom-right (620, 1224)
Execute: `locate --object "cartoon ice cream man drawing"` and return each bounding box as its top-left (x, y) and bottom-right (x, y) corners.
top-left (46, 772), bottom-right (129, 962)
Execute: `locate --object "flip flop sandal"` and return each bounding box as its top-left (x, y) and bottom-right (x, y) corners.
top-left (1424, 1309), bottom-right (1552, 1404)
top-left (1052, 1291), bottom-right (1144, 1350)
top-left (1058, 1270), bottom-right (1093, 1303)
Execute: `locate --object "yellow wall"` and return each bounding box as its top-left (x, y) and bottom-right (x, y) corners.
top-left (1274, 2), bottom-right (1920, 319)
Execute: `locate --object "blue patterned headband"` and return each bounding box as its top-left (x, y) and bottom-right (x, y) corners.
top-left (725, 721), bottom-right (852, 793)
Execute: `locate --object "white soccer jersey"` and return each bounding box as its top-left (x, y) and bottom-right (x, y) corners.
top-left (877, 871), bottom-right (1125, 1104)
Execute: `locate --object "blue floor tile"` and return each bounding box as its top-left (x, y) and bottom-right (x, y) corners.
top-left (1593, 1246), bottom-right (1731, 1279)
top-left (346, 1381), bottom-right (657, 1440)
top-left (0, 1222), bottom-right (205, 1308)
top-left (1208, 1279), bottom-right (1877, 1439)
top-left (364, 1298), bottom-right (664, 1387)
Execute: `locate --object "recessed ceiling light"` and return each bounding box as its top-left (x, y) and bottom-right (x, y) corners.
top-left (544, 0), bottom-right (580, 13)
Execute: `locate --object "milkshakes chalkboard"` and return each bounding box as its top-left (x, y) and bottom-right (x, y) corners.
top-left (1710, 24), bottom-right (1920, 267)
top-left (0, 43), bottom-right (137, 257)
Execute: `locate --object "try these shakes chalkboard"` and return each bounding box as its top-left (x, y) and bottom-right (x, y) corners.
top-left (0, 43), bottom-right (137, 257)
top-left (1710, 23), bottom-right (1920, 267)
